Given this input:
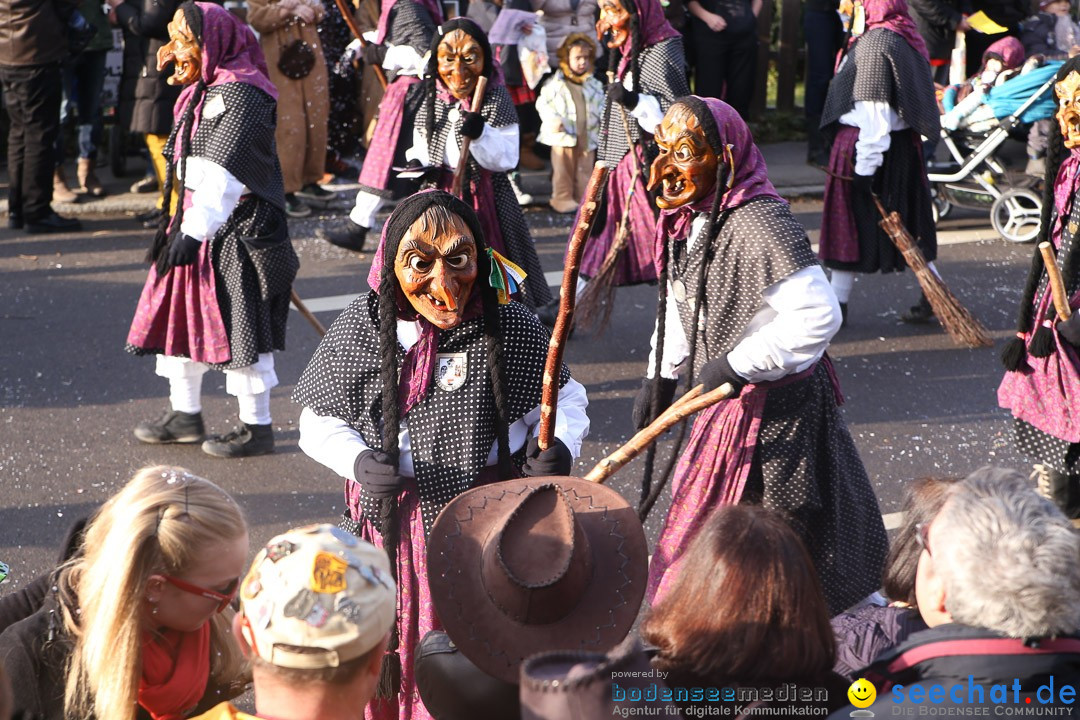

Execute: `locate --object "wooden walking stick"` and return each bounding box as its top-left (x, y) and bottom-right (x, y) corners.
top-left (331, 0), bottom-right (388, 89)
top-left (1039, 241), bottom-right (1073, 320)
top-left (577, 71), bottom-right (643, 333)
top-left (584, 382), bottom-right (735, 484)
top-left (872, 195), bottom-right (992, 348)
top-left (537, 162), bottom-right (610, 450)
top-left (450, 76), bottom-right (489, 199)
top-left (290, 289), bottom-right (327, 337)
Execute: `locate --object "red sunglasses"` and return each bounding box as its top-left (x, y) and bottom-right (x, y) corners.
top-left (159, 574), bottom-right (238, 613)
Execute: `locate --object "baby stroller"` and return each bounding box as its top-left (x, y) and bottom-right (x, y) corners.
top-left (927, 60), bottom-right (1062, 243)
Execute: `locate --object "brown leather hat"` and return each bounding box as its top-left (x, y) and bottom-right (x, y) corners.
top-left (426, 477), bottom-right (649, 684)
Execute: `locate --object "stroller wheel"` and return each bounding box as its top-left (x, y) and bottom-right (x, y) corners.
top-left (930, 185), bottom-right (951, 224)
top-left (991, 188), bottom-right (1042, 244)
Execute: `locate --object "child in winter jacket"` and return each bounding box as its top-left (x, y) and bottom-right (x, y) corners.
top-left (536, 33), bottom-right (603, 213)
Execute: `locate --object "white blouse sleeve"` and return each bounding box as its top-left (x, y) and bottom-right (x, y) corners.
top-left (179, 156), bottom-right (247, 241)
top-left (298, 407), bottom-right (373, 482)
top-left (630, 93), bottom-right (664, 135)
top-left (467, 121), bottom-right (520, 172)
top-left (646, 284), bottom-right (690, 380)
top-left (848, 100), bottom-right (895, 176)
top-left (725, 265), bottom-right (841, 383)
top-left (515, 377), bottom-right (591, 457)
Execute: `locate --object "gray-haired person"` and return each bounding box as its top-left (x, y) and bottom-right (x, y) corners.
top-left (831, 466), bottom-right (1080, 715)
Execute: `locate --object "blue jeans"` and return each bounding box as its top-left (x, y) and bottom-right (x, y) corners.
top-left (58, 48), bottom-right (108, 161)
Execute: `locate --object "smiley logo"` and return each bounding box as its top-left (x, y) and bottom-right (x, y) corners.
top-left (848, 678), bottom-right (876, 708)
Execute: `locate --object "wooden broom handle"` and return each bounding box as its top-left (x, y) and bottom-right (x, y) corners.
top-left (331, 0), bottom-right (388, 89)
top-left (450, 76), bottom-right (489, 199)
top-left (291, 289), bottom-right (326, 337)
top-left (584, 383), bottom-right (735, 484)
top-left (537, 162), bottom-right (610, 450)
top-left (1040, 242), bottom-right (1073, 320)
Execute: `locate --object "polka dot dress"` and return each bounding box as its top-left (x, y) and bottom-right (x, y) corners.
top-left (597, 37), bottom-right (689, 169)
top-left (667, 199), bottom-right (888, 614)
top-left (293, 291), bottom-right (570, 534)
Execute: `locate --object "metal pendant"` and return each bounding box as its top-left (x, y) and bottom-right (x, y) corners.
top-left (672, 279), bottom-right (687, 303)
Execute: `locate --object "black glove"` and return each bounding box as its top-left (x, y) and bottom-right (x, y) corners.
top-left (361, 43), bottom-right (387, 66)
top-left (460, 111), bottom-right (485, 140)
top-left (353, 450), bottom-right (405, 499)
top-left (606, 83), bottom-right (639, 111)
top-left (1058, 313), bottom-right (1080, 346)
top-left (165, 234), bottom-right (202, 269)
top-left (698, 354), bottom-right (746, 395)
top-left (521, 436), bottom-right (573, 477)
top-left (631, 377), bottom-right (679, 430)
top-left (851, 172), bottom-right (874, 198)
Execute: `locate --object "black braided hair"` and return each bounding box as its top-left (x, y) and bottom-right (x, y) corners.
top-left (1003, 57), bottom-right (1080, 370)
top-left (371, 190), bottom-right (512, 695)
top-left (148, 1), bottom-right (207, 272)
top-left (638, 97), bottom-right (728, 516)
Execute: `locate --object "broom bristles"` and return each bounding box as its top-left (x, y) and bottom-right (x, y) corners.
top-left (880, 208), bottom-right (992, 348)
top-left (576, 227), bottom-right (627, 333)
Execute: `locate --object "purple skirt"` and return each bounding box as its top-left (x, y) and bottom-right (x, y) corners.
top-left (358, 76), bottom-right (421, 194)
top-left (577, 149), bottom-right (657, 285)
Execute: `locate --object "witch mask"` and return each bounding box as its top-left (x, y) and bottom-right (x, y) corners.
top-left (648, 104), bottom-right (719, 210)
top-left (596, 0), bottom-right (632, 50)
top-left (437, 29), bottom-right (485, 101)
top-left (395, 208), bottom-right (479, 329)
top-left (158, 8), bottom-right (202, 86)
top-left (1057, 71), bottom-right (1080, 149)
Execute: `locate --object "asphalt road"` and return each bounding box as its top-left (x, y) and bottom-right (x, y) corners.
top-left (0, 196), bottom-right (1034, 597)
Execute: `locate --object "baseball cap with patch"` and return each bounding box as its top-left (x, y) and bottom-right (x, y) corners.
top-left (238, 524), bottom-right (396, 669)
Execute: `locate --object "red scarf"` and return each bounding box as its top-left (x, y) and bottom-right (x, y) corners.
top-left (139, 622), bottom-right (211, 720)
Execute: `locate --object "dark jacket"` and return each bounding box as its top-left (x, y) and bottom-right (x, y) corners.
top-left (1022, 11), bottom-right (1072, 59)
top-left (829, 624), bottom-right (1080, 717)
top-left (114, 0), bottom-right (183, 135)
top-left (0, 0), bottom-right (80, 66)
top-left (830, 604), bottom-right (928, 681)
top-left (0, 591), bottom-right (243, 720)
top-left (908, 0), bottom-right (970, 60)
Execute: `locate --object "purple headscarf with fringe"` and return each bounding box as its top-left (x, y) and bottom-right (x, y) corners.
top-left (860, 0), bottom-right (929, 61)
top-left (173, 1), bottom-right (278, 123)
top-left (654, 97), bottom-right (783, 272)
top-left (616, 0), bottom-right (680, 78)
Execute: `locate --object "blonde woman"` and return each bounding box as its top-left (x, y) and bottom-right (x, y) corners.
top-left (0, 466), bottom-right (250, 720)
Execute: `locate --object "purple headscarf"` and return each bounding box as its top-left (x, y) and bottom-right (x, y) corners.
top-left (616, 0), bottom-right (680, 78)
top-left (983, 35), bottom-right (1025, 71)
top-left (654, 96), bottom-right (783, 271)
top-left (860, 0), bottom-right (930, 61)
top-left (174, 2), bottom-right (278, 123)
top-left (376, 0), bottom-right (445, 44)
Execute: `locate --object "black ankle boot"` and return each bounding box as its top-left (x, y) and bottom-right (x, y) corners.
top-left (134, 410), bottom-right (206, 444)
top-left (202, 422), bottom-right (275, 458)
top-left (901, 293), bottom-right (934, 324)
top-left (839, 302), bottom-right (848, 328)
top-left (322, 219), bottom-right (368, 252)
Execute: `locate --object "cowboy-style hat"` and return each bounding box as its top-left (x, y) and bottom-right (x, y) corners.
top-left (426, 477), bottom-right (649, 684)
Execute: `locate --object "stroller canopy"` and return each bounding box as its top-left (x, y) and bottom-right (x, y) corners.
top-left (987, 61), bottom-right (1064, 124)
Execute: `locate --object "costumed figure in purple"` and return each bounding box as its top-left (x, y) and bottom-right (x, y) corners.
top-left (818, 0), bottom-right (940, 325)
top-left (537, 0), bottom-right (688, 325)
top-left (638, 96), bottom-right (888, 616)
top-left (999, 56), bottom-right (1080, 522)
top-left (126, 2), bottom-right (299, 458)
top-left (325, 0), bottom-right (443, 252)
top-left (292, 190), bottom-right (590, 719)
top-left (404, 18), bottom-right (552, 308)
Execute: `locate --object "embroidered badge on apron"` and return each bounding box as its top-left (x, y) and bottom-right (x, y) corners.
top-left (436, 352), bottom-right (468, 392)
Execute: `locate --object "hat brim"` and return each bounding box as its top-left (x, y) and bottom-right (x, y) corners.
top-left (426, 476), bottom-right (649, 684)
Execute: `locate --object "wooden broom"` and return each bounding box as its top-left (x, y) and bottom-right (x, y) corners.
top-left (584, 382), bottom-right (735, 484)
top-left (873, 196), bottom-right (992, 348)
top-left (537, 162), bottom-right (610, 449)
top-left (576, 72), bottom-right (643, 334)
top-left (1039, 241), bottom-right (1073, 321)
top-left (450, 76), bottom-right (489, 199)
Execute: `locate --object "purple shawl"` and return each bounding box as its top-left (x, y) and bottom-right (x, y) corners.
top-left (376, 0), bottom-right (444, 44)
top-left (654, 97), bottom-right (783, 272)
top-left (617, 0), bottom-right (680, 79)
top-left (861, 0), bottom-right (929, 61)
top-left (174, 2), bottom-right (278, 124)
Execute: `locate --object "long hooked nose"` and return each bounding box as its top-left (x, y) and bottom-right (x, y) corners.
top-left (647, 154), bottom-right (671, 193)
top-left (430, 264), bottom-right (459, 311)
